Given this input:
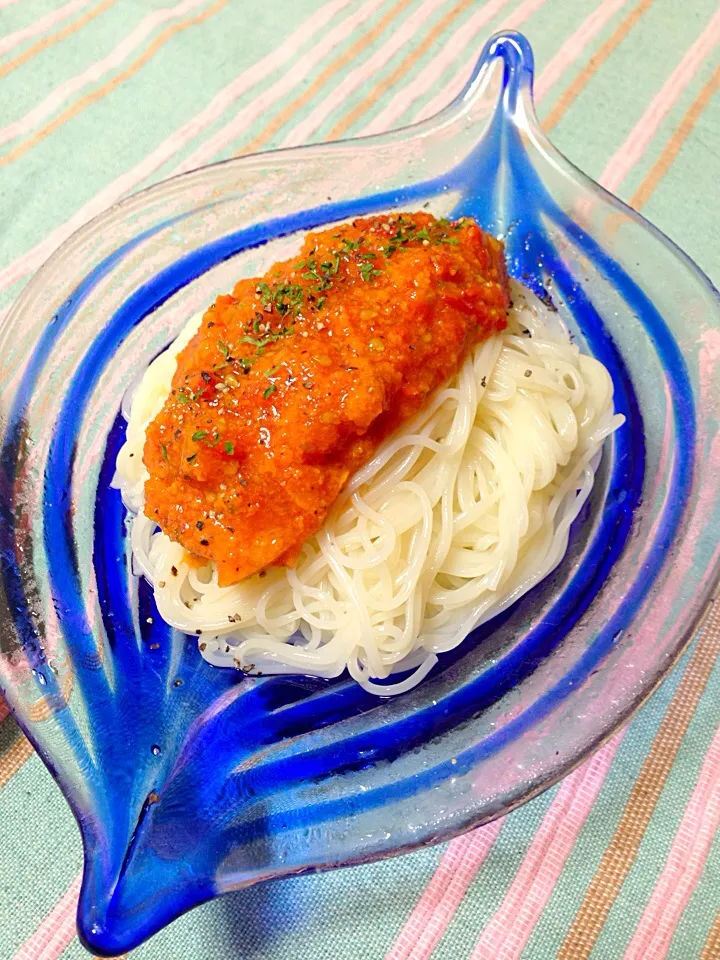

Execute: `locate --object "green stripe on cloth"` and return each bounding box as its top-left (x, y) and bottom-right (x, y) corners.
top-left (615, 53), bottom-right (720, 201)
top-left (528, 622), bottom-right (720, 960)
top-left (638, 95), bottom-right (720, 283)
top-left (180, 0), bottom-right (428, 166)
top-left (0, 1), bottom-right (172, 132)
top-left (362, 0), bottom-right (612, 135)
top-left (0, 750), bottom-right (82, 958)
top-left (426, 790), bottom-right (557, 960)
top-left (519, 641), bottom-right (695, 959)
top-left (434, 641), bottom-right (693, 960)
top-left (0, 0), bottom-right (86, 38)
top-left (0, 0), bottom-right (324, 269)
top-left (56, 845), bottom-right (445, 960)
top-left (548, 0), bottom-right (720, 182)
top-left (590, 632), bottom-right (720, 959)
top-left (667, 826), bottom-right (720, 960)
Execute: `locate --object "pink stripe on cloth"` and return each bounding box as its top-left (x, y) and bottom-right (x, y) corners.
top-left (279, 0), bottom-right (443, 149)
top-left (361, 0), bottom-right (517, 138)
top-left (416, 0), bottom-right (552, 123)
top-left (600, 4), bottom-right (720, 193)
top-left (0, 0), bottom-right (212, 149)
top-left (0, 0), bottom-right (353, 297)
top-left (0, 0), bottom-right (93, 57)
top-left (385, 819), bottom-right (504, 960)
top-left (533, 0), bottom-right (628, 102)
top-left (177, 0), bottom-right (387, 172)
top-left (10, 873), bottom-right (81, 960)
top-left (469, 733), bottom-right (624, 960)
top-left (622, 700), bottom-right (720, 958)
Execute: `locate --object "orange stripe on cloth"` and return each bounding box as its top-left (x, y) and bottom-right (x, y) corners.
top-left (328, 0), bottom-right (477, 140)
top-left (631, 64), bottom-right (720, 210)
top-left (0, 0), bottom-right (229, 170)
top-left (0, 724), bottom-right (34, 788)
top-left (700, 908), bottom-right (720, 960)
top-left (0, 0), bottom-right (94, 56)
top-left (0, 0), bottom-right (354, 296)
top-left (239, 0), bottom-right (416, 157)
top-left (622, 714), bottom-right (720, 960)
top-left (0, 0), bottom-right (116, 82)
top-left (599, 6), bottom-right (720, 194)
top-left (543, 0), bottom-right (657, 133)
top-left (557, 601), bottom-right (720, 960)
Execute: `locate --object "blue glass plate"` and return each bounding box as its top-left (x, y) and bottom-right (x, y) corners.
top-left (1, 32), bottom-right (719, 956)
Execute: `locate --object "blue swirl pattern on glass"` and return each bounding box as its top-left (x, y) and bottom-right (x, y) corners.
top-left (0, 33), bottom-right (718, 955)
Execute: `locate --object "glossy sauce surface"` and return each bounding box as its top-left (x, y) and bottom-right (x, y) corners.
top-left (144, 213), bottom-right (509, 585)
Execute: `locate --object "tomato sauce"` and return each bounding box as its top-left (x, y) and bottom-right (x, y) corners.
top-left (143, 213), bottom-right (509, 585)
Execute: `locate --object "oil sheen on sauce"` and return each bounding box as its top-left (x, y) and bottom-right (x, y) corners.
top-left (143, 213), bottom-right (510, 585)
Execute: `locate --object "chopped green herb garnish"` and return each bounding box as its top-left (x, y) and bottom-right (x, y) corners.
top-left (273, 283), bottom-right (304, 316)
top-left (240, 334), bottom-right (268, 348)
top-left (265, 365), bottom-right (280, 377)
top-left (239, 324), bottom-right (294, 353)
top-left (360, 262), bottom-right (383, 282)
top-left (255, 281), bottom-right (273, 305)
top-left (303, 263), bottom-right (332, 292)
top-left (217, 339), bottom-right (230, 359)
top-left (177, 387), bottom-right (204, 404)
top-left (161, 444), bottom-right (168, 461)
top-left (316, 296), bottom-right (326, 310)
top-left (263, 383), bottom-right (277, 399)
top-left (192, 430), bottom-right (208, 442)
top-left (224, 441), bottom-right (234, 455)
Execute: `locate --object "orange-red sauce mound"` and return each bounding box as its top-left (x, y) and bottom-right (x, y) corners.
top-left (143, 213), bottom-right (510, 586)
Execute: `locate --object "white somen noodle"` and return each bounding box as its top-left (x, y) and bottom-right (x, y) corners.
top-left (114, 281), bottom-right (623, 694)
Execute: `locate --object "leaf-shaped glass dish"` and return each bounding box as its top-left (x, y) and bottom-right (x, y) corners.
top-left (1, 31), bottom-right (719, 956)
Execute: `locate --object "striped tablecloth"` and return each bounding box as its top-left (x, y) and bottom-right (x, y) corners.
top-left (1, 1), bottom-right (719, 958)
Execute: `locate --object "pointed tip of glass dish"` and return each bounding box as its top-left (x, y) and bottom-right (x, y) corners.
top-left (472, 29), bottom-right (535, 94)
top-left (76, 806), bottom-right (216, 955)
top-left (451, 30), bottom-right (537, 131)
